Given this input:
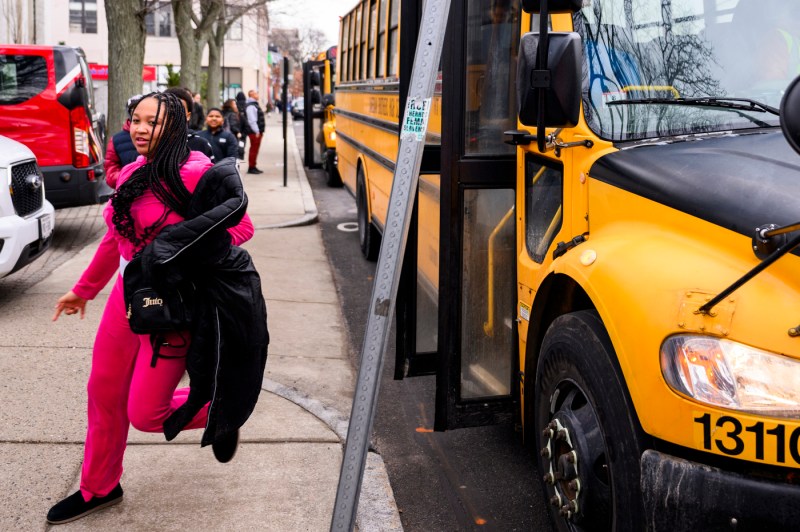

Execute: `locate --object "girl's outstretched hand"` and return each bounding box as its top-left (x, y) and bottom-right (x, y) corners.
top-left (53, 290), bottom-right (87, 321)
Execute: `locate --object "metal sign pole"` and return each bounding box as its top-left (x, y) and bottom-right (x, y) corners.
top-left (329, 0), bottom-right (450, 530)
top-left (283, 57), bottom-right (289, 187)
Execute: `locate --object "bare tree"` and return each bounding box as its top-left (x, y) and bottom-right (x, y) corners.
top-left (299, 27), bottom-right (329, 60)
top-left (105, 0), bottom-right (156, 135)
top-left (205, 0), bottom-right (270, 108)
top-left (270, 27), bottom-right (303, 68)
top-left (172, 0), bottom-right (224, 93)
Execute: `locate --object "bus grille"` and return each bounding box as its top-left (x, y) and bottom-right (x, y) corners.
top-left (10, 161), bottom-right (44, 217)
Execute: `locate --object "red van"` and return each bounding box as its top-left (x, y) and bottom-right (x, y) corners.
top-left (0, 45), bottom-right (110, 208)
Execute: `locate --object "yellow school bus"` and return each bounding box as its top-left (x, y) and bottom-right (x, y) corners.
top-left (335, 0), bottom-right (441, 260)
top-left (303, 46), bottom-right (340, 186)
top-left (340, 0), bottom-right (800, 529)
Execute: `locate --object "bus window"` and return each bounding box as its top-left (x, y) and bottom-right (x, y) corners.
top-left (460, 188), bottom-right (515, 399)
top-left (369, 0), bottom-right (378, 79)
top-left (464, 0), bottom-right (520, 155)
top-left (377, 0), bottom-right (387, 78)
top-left (416, 174), bottom-right (440, 353)
top-left (341, 15), bottom-right (350, 81)
top-left (524, 157), bottom-right (563, 264)
top-left (388, 0), bottom-right (399, 77)
top-left (361, 3), bottom-right (369, 79)
top-left (355, 6), bottom-right (363, 79)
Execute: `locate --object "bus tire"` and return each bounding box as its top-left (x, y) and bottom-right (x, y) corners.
top-left (357, 168), bottom-right (380, 261)
top-left (534, 310), bottom-right (647, 532)
top-left (325, 149), bottom-right (342, 187)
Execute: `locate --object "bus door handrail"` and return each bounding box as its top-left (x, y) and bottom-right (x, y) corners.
top-left (483, 205), bottom-right (516, 337)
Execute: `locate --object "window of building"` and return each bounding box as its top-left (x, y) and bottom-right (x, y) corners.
top-left (69, 0), bottom-right (97, 34)
top-left (226, 9), bottom-right (244, 40)
top-left (145, 2), bottom-right (175, 38)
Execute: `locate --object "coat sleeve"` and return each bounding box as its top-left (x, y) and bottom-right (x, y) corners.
top-left (228, 212), bottom-right (254, 245)
top-left (142, 160), bottom-right (249, 265)
top-left (104, 137), bottom-right (121, 189)
top-left (224, 133), bottom-right (239, 158)
top-left (72, 228), bottom-right (120, 300)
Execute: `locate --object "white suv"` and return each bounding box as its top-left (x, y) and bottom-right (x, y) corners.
top-left (0, 135), bottom-right (55, 278)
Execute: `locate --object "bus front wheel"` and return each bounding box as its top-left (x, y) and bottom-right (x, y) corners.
top-left (534, 310), bottom-right (647, 532)
top-left (357, 168), bottom-right (380, 261)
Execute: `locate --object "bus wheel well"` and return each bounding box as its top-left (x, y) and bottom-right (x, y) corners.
top-left (522, 274), bottom-right (594, 443)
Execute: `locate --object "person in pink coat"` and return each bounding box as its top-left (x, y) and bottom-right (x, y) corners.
top-left (46, 92), bottom-right (254, 525)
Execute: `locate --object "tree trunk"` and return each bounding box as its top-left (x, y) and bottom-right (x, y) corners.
top-left (206, 38), bottom-right (221, 108)
top-left (173, 0), bottom-right (223, 95)
top-left (172, 0), bottom-right (199, 91)
top-left (105, 0), bottom-right (147, 136)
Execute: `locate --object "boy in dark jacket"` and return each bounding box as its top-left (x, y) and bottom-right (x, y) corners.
top-left (199, 108), bottom-right (239, 161)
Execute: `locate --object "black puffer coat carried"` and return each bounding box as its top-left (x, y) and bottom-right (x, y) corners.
top-left (139, 157), bottom-right (269, 447)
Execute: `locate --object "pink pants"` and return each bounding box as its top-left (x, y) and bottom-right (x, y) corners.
top-left (80, 275), bottom-right (208, 501)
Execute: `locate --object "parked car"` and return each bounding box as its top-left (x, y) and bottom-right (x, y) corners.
top-left (0, 134), bottom-right (55, 278)
top-left (0, 45), bottom-right (111, 208)
top-left (291, 97), bottom-right (305, 119)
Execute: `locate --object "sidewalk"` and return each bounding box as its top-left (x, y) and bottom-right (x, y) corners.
top-left (0, 113), bottom-right (402, 531)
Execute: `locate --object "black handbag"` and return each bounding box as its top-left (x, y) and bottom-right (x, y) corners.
top-left (123, 254), bottom-right (195, 335)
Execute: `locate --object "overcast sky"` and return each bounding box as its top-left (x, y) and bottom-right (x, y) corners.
top-left (270, 0), bottom-right (358, 48)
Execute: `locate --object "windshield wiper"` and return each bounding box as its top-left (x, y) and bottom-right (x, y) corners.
top-left (608, 97), bottom-right (780, 115)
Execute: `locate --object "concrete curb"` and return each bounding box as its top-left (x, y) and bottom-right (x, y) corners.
top-left (255, 120), bottom-right (320, 230)
top-left (263, 380), bottom-right (404, 532)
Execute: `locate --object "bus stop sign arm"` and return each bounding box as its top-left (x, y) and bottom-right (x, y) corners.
top-left (329, 0), bottom-right (451, 530)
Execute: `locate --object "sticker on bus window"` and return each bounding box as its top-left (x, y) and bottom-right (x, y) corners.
top-left (519, 301), bottom-right (531, 322)
top-left (401, 97), bottom-right (432, 141)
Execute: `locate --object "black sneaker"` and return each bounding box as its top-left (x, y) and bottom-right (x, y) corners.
top-left (247, 167), bottom-right (263, 174)
top-left (46, 484), bottom-right (123, 525)
top-left (212, 429), bottom-right (240, 463)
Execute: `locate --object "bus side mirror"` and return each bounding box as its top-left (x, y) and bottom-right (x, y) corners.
top-left (517, 32), bottom-right (581, 128)
top-left (521, 0), bottom-right (582, 14)
top-left (322, 93), bottom-right (335, 107)
top-left (781, 74), bottom-right (800, 155)
top-left (311, 88), bottom-right (322, 105)
top-left (310, 71), bottom-right (321, 87)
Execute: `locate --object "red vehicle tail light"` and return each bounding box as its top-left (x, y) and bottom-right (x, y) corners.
top-left (70, 106), bottom-right (91, 168)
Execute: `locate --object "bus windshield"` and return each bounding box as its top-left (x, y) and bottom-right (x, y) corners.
top-left (575, 0), bottom-right (797, 141)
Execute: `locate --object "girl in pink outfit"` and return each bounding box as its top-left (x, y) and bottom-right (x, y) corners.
top-left (47, 92), bottom-right (254, 525)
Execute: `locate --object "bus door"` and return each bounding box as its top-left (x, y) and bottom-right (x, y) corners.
top-left (397, 0), bottom-right (523, 431)
top-left (395, 0), bottom-right (443, 381)
top-left (303, 59), bottom-right (325, 168)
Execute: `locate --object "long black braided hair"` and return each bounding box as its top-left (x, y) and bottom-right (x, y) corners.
top-left (111, 91), bottom-right (192, 251)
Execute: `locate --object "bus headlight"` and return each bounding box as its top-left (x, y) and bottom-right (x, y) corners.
top-left (660, 335), bottom-right (800, 418)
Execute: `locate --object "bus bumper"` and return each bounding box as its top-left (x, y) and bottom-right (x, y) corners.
top-left (42, 162), bottom-right (112, 208)
top-left (641, 450), bottom-right (800, 530)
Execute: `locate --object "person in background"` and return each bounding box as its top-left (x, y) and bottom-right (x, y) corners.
top-left (46, 91), bottom-right (255, 524)
top-left (103, 95), bottom-right (142, 188)
top-left (235, 91), bottom-right (248, 159)
top-left (244, 89), bottom-right (265, 174)
top-left (190, 92), bottom-right (205, 130)
top-left (165, 87), bottom-right (215, 162)
top-left (222, 99), bottom-right (244, 160)
top-left (199, 108), bottom-right (239, 161)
